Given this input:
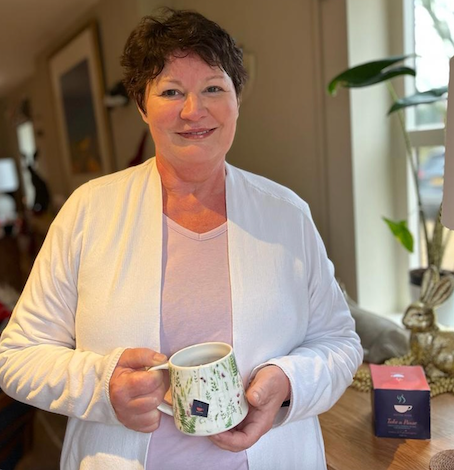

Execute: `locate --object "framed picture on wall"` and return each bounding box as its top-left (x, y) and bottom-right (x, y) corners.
top-left (49, 23), bottom-right (113, 191)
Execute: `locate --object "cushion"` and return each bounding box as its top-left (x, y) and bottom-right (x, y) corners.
top-left (344, 291), bottom-right (410, 364)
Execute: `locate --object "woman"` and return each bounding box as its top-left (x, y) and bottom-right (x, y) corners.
top-left (0, 9), bottom-right (362, 470)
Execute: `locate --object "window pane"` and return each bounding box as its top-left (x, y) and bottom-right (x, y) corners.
top-left (417, 146), bottom-right (444, 221)
top-left (16, 121), bottom-right (36, 210)
top-left (16, 121), bottom-right (36, 165)
top-left (416, 145), bottom-right (453, 271)
top-left (414, 0), bottom-right (454, 127)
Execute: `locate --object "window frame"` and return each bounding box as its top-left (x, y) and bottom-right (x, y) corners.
top-left (403, 0), bottom-right (448, 268)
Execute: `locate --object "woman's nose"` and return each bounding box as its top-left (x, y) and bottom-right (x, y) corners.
top-left (180, 93), bottom-right (207, 120)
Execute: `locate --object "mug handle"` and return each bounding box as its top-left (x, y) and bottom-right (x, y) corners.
top-left (148, 363), bottom-right (173, 416)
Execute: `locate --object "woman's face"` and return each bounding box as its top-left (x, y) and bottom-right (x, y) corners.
top-left (140, 54), bottom-right (239, 174)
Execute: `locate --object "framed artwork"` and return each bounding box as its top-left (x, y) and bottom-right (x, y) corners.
top-left (49, 24), bottom-right (113, 191)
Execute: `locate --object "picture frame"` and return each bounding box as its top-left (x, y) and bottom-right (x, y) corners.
top-left (49, 23), bottom-right (113, 191)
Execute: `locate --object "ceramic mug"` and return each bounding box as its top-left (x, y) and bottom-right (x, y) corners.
top-left (148, 342), bottom-right (249, 436)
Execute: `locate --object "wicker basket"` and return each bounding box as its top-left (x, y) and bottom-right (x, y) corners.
top-left (429, 450), bottom-right (454, 470)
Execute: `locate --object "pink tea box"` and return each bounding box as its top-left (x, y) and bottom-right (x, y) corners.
top-left (370, 364), bottom-right (430, 439)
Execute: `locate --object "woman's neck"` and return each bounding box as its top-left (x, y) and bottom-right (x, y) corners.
top-left (157, 157), bottom-right (227, 233)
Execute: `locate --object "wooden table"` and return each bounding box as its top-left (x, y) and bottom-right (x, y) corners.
top-left (320, 386), bottom-right (454, 470)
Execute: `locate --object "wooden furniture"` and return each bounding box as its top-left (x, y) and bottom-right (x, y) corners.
top-left (0, 212), bottom-right (53, 293)
top-left (320, 386), bottom-right (454, 470)
top-left (0, 234), bottom-right (25, 291)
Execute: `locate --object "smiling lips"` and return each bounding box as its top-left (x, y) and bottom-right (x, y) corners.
top-left (177, 128), bottom-right (216, 139)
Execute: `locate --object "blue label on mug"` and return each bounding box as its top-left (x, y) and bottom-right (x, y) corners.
top-left (191, 400), bottom-right (209, 417)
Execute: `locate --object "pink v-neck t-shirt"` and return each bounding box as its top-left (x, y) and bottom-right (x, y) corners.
top-left (146, 215), bottom-right (248, 470)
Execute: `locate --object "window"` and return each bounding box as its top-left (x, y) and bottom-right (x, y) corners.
top-left (16, 120), bottom-right (36, 210)
top-left (405, 0), bottom-right (454, 271)
top-left (413, 0), bottom-right (454, 128)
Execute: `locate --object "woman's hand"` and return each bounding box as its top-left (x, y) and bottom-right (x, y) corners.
top-left (209, 365), bottom-right (290, 452)
top-left (109, 348), bottom-right (168, 433)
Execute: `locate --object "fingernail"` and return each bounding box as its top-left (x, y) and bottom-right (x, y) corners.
top-left (155, 353), bottom-right (167, 362)
top-left (252, 391), bottom-right (261, 405)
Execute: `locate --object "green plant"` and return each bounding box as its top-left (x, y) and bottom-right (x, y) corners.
top-left (328, 55), bottom-right (451, 271)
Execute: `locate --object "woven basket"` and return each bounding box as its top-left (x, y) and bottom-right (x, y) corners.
top-left (429, 450), bottom-right (454, 470)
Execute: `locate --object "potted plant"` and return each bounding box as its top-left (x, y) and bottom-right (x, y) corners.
top-left (327, 55), bottom-right (453, 321)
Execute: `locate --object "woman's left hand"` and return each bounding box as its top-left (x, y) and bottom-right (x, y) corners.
top-left (209, 365), bottom-right (290, 452)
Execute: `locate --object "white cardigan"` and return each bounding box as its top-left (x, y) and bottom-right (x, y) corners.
top-left (0, 158), bottom-right (362, 469)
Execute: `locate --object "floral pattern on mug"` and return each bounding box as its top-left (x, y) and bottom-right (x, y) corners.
top-left (170, 353), bottom-right (248, 435)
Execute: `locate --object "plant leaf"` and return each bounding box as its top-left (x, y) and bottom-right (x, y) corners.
top-left (382, 217), bottom-right (414, 253)
top-left (327, 55), bottom-right (415, 96)
top-left (388, 86), bottom-right (448, 114)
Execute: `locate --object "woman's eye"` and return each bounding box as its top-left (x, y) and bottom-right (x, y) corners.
top-left (161, 89), bottom-right (180, 97)
top-left (206, 86), bottom-right (223, 93)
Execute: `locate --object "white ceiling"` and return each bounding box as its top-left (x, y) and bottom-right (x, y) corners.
top-left (0, 0), bottom-right (100, 98)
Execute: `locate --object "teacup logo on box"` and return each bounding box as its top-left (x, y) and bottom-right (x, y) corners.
top-left (397, 394), bottom-right (406, 404)
top-left (394, 394), bottom-right (413, 413)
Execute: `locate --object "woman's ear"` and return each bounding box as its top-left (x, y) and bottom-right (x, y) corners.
top-left (138, 84), bottom-right (151, 124)
top-left (137, 105), bottom-right (148, 124)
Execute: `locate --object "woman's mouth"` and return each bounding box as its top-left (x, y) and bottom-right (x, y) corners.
top-left (177, 128), bottom-right (216, 139)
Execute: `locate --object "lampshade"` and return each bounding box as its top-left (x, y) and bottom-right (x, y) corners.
top-left (442, 57), bottom-right (454, 230)
top-left (0, 158), bottom-right (19, 193)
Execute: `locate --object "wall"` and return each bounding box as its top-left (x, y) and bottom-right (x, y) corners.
top-left (388, 0), bottom-right (413, 310)
top-left (347, 0), bottom-right (410, 312)
top-left (0, 0), bottom-right (357, 297)
top-left (319, 0), bottom-right (357, 298)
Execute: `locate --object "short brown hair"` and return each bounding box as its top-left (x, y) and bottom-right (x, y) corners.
top-left (121, 8), bottom-right (248, 114)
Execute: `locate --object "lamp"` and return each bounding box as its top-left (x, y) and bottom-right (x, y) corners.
top-left (442, 56), bottom-right (454, 230)
top-left (0, 158), bottom-right (20, 229)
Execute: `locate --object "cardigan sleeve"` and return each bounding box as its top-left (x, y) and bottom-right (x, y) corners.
top-left (0, 185), bottom-right (125, 424)
top-left (250, 209), bottom-right (363, 426)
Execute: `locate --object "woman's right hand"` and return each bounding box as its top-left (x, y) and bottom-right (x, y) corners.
top-left (109, 348), bottom-right (168, 433)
